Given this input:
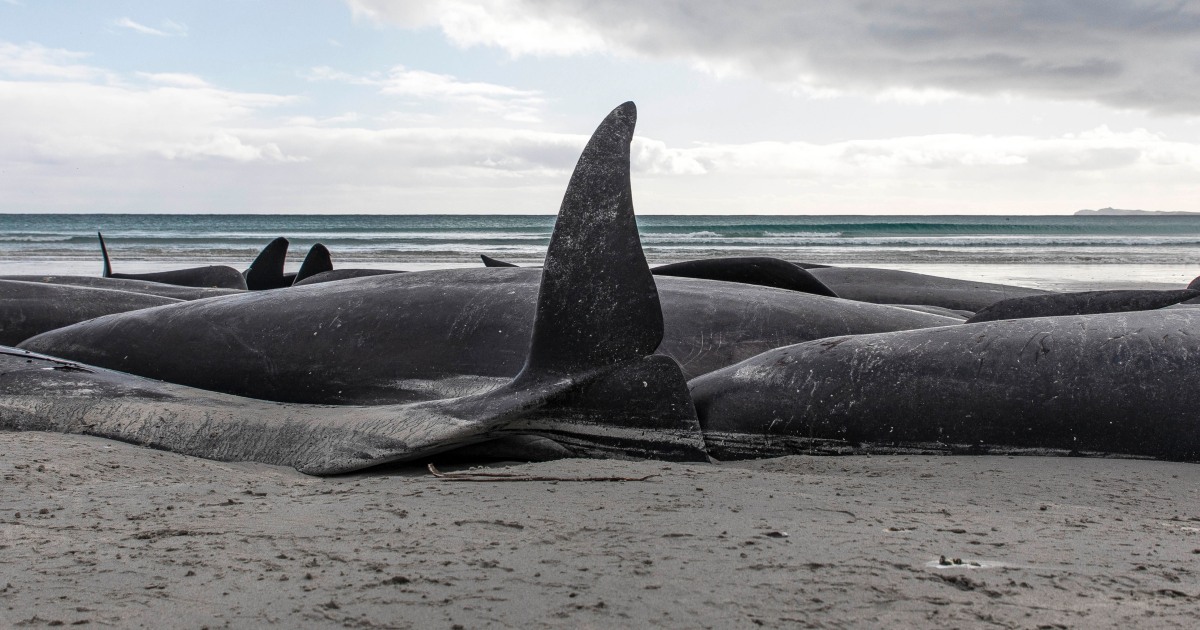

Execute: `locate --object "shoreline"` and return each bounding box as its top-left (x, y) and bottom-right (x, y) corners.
top-left (2, 432), bottom-right (1197, 628)
top-left (1, 259), bottom-right (1193, 292)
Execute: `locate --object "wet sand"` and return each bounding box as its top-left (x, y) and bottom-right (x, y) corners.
top-left (2, 432), bottom-right (1198, 628)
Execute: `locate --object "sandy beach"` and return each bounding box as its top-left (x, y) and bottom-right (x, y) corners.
top-left (7, 1), bottom-right (1200, 627)
top-left (3, 432), bottom-right (1198, 628)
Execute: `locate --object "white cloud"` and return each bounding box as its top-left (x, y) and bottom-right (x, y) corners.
top-left (623, 127), bottom-right (1200, 214)
top-left (0, 42), bottom-right (295, 163)
top-left (307, 64), bottom-right (545, 122)
top-left (345, 0), bottom-right (1200, 115)
top-left (112, 17), bottom-right (188, 38)
top-left (135, 72), bottom-right (212, 88)
top-left (344, 0), bottom-right (606, 55)
top-left (1, 38), bottom-right (1198, 215)
top-left (0, 41), bottom-right (106, 80)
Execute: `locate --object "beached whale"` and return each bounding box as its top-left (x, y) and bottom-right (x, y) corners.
top-left (964, 289), bottom-right (1200, 323)
top-left (0, 275), bottom-right (241, 300)
top-left (292, 268), bottom-right (405, 285)
top-left (0, 280), bottom-right (179, 345)
top-left (484, 255), bottom-right (838, 297)
top-left (0, 102), bottom-right (707, 473)
top-left (98, 232), bottom-right (248, 290)
top-left (808, 266), bottom-right (1049, 311)
top-left (689, 309), bottom-right (1200, 461)
top-left (887, 304), bottom-right (973, 319)
top-left (651, 257), bottom-right (837, 297)
top-left (21, 270), bottom-right (958, 404)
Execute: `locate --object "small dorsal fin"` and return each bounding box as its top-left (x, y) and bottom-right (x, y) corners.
top-left (517, 101), bottom-right (659, 380)
top-left (97, 232), bottom-right (113, 278)
top-left (295, 243), bottom-right (333, 284)
top-left (481, 254), bottom-right (519, 268)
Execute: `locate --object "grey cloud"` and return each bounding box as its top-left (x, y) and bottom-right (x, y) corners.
top-left (352, 0), bottom-right (1200, 114)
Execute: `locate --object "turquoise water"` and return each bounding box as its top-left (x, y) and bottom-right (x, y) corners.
top-left (2, 214), bottom-right (1199, 289)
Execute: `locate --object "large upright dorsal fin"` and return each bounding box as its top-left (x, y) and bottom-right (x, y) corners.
top-left (243, 237), bottom-right (290, 290)
top-left (97, 232), bottom-right (113, 278)
top-left (295, 243), bottom-right (333, 284)
top-left (517, 101), bottom-right (659, 380)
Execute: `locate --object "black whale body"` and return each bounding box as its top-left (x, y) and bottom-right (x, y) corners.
top-left (5, 100), bottom-right (1200, 470)
top-left (483, 255), bottom-right (839, 298)
top-left (292, 268), bottom-right (405, 286)
top-left (652, 257), bottom-right (837, 297)
top-left (689, 309), bottom-right (1200, 461)
top-left (98, 232), bottom-right (248, 290)
top-left (482, 256), bottom-right (1047, 311)
top-left (103, 266), bottom-right (247, 290)
top-left (20, 270), bottom-right (959, 405)
top-left (0, 101), bottom-right (710, 472)
top-left (0, 275), bottom-right (243, 300)
top-left (808, 266), bottom-right (1049, 311)
top-left (0, 280), bottom-right (180, 345)
top-left (965, 289), bottom-right (1200, 323)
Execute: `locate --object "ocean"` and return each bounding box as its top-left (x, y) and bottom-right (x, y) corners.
top-left (2, 213), bottom-right (1198, 291)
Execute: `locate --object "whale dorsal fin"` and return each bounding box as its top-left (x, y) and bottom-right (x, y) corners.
top-left (295, 243), bottom-right (333, 284)
top-left (1, 102), bottom-right (707, 474)
top-left (243, 237), bottom-right (290, 290)
top-left (516, 102), bottom-right (660, 380)
top-left (97, 232), bottom-right (113, 278)
top-left (481, 255), bottom-right (518, 268)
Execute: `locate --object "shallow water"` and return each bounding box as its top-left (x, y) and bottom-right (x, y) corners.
top-left (3, 213), bottom-right (1197, 292)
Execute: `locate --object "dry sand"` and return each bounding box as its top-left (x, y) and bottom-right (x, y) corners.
top-left (2, 432), bottom-right (1199, 628)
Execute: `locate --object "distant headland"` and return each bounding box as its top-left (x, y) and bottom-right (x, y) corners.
top-left (1075, 207), bottom-right (1200, 216)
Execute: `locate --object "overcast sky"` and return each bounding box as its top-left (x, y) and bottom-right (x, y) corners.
top-left (2, 0), bottom-right (1199, 214)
